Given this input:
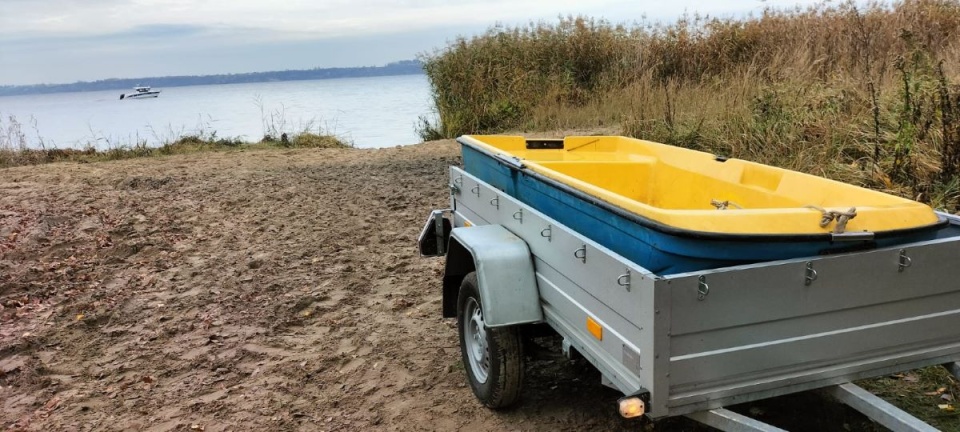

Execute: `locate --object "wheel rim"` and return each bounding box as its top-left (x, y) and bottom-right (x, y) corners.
top-left (464, 297), bottom-right (490, 384)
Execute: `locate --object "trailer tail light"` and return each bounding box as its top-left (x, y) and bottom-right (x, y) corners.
top-left (618, 396), bottom-right (646, 418)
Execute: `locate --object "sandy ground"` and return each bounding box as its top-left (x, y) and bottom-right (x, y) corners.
top-left (0, 141), bottom-right (919, 431)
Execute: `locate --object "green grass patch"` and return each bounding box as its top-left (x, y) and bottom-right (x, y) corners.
top-left (0, 132), bottom-right (351, 168)
top-left (0, 120), bottom-right (351, 169)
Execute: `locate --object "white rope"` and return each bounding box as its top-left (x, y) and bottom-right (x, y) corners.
top-left (710, 199), bottom-right (743, 210)
top-left (804, 205), bottom-right (857, 234)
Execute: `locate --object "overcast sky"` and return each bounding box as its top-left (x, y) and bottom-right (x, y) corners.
top-left (1, 0), bottom-right (827, 86)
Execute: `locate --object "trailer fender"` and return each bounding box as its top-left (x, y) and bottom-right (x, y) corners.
top-left (441, 225), bottom-right (542, 327)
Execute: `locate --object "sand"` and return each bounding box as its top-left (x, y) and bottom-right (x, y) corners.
top-left (0, 141), bottom-right (889, 431)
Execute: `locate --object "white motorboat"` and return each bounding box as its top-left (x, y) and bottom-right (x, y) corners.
top-left (120, 86), bottom-right (161, 100)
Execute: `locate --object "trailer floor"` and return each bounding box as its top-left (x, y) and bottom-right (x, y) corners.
top-left (1, 140), bottom-right (956, 431)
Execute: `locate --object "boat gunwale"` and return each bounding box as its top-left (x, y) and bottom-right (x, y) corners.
top-left (457, 137), bottom-right (949, 243)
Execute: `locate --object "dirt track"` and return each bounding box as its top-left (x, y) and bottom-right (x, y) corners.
top-left (0, 141), bottom-right (902, 431)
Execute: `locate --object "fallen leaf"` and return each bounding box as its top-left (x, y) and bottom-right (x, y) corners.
top-left (76, 314), bottom-right (84, 321)
top-left (43, 397), bottom-right (61, 411)
top-left (902, 374), bottom-right (919, 382)
top-left (190, 425), bottom-right (204, 431)
top-left (942, 394), bottom-right (954, 402)
top-left (938, 387), bottom-right (948, 393)
top-left (938, 404), bottom-right (955, 412)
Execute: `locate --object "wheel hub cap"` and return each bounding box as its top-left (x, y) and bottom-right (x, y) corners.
top-left (464, 298), bottom-right (490, 383)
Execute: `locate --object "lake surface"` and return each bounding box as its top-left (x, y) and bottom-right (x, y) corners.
top-left (0, 74), bottom-right (434, 149)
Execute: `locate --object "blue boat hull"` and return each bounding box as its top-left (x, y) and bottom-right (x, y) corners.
top-left (461, 144), bottom-right (948, 275)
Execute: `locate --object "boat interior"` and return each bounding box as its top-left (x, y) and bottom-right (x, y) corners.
top-left (461, 135), bottom-right (940, 235)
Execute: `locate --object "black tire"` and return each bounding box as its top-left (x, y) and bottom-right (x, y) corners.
top-left (457, 272), bottom-right (524, 408)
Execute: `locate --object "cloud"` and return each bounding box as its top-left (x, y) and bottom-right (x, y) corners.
top-left (121, 24), bottom-right (209, 38)
top-left (0, 23), bottom-right (479, 85)
top-left (0, 0), bottom-right (833, 44)
top-left (1, 24), bottom-right (220, 58)
top-left (1, 0), bottom-right (640, 40)
top-left (0, 0), bottom-right (833, 85)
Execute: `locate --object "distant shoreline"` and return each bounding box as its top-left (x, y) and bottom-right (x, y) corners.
top-left (0, 60), bottom-right (423, 97)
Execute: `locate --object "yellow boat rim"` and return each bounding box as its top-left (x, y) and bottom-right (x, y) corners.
top-left (459, 135), bottom-right (941, 236)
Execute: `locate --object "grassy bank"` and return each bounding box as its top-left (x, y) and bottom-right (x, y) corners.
top-left (0, 115), bottom-right (350, 168)
top-left (420, 0), bottom-right (960, 210)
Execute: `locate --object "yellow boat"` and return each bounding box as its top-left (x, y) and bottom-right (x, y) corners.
top-left (457, 135), bottom-right (947, 274)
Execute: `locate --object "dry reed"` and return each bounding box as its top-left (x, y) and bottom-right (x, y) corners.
top-left (420, 0), bottom-right (960, 210)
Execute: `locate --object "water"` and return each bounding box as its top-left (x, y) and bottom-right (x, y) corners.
top-left (0, 74), bottom-right (434, 149)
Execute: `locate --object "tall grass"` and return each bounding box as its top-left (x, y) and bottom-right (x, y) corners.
top-left (0, 104), bottom-right (351, 168)
top-left (419, 0), bottom-right (960, 209)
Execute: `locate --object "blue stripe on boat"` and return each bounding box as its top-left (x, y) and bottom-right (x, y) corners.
top-left (461, 144), bottom-right (947, 275)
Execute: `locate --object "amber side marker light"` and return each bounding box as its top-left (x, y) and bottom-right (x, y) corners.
top-left (618, 396), bottom-right (646, 419)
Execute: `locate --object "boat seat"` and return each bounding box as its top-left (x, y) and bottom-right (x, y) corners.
top-left (537, 161), bottom-right (654, 203)
top-left (649, 163), bottom-right (803, 210)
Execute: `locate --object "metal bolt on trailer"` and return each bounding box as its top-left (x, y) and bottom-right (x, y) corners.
top-left (419, 166), bottom-right (960, 431)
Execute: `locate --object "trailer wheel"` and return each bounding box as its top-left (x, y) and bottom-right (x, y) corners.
top-left (457, 272), bottom-right (524, 408)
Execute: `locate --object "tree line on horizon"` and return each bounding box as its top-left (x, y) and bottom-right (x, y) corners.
top-left (0, 60), bottom-right (423, 97)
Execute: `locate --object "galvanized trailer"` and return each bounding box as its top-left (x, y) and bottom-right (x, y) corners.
top-left (419, 166), bottom-right (960, 431)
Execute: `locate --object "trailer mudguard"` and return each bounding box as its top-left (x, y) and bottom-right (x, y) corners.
top-left (442, 225), bottom-right (542, 327)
